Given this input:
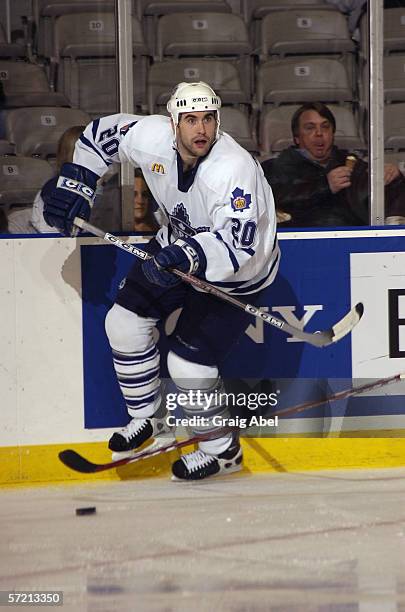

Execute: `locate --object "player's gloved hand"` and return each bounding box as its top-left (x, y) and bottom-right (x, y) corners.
top-left (142, 238), bottom-right (205, 287)
top-left (42, 162), bottom-right (99, 236)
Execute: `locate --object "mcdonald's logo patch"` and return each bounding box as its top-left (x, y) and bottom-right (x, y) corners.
top-left (151, 162), bottom-right (165, 174)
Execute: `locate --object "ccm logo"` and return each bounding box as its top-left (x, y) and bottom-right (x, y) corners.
top-left (105, 234), bottom-right (149, 260)
top-left (57, 176), bottom-right (95, 202)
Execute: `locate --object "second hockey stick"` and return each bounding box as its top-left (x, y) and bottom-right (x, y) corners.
top-left (271, 371), bottom-right (405, 419)
top-left (58, 371), bottom-right (404, 474)
top-left (74, 217), bottom-right (363, 348)
top-left (59, 429), bottom-right (233, 474)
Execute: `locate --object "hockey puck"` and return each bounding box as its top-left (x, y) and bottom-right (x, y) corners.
top-left (75, 506), bottom-right (96, 516)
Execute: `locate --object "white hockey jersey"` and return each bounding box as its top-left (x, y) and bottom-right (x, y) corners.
top-left (74, 113), bottom-right (280, 295)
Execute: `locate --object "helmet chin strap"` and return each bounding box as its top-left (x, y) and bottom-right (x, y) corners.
top-left (214, 115), bottom-right (221, 141)
top-left (171, 119), bottom-right (178, 150)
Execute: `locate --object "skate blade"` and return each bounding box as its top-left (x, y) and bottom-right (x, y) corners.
top-left (171, 463), bottom-right (242, 482)
top-left (111, 435), bottom-right (176, 462)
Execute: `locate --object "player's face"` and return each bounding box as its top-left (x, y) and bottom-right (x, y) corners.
top-left (133, 176), bottom-right (149, 221)
top-left (294, 110), bottom-right (335, 163)
top-left (176, 111), bottom-right (217, 164)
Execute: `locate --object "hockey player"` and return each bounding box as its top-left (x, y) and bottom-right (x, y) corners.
top-left (42, 82), bottom-right (280, 480)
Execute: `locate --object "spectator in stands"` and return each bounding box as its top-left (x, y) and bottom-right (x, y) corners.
top-left (261, 102), bottom-right (405, 227)
top-left (133, 168), bottom-right (159, 232)
top-left (0, 208), bottom-right (8, 233)
top-left (7, 192), bottom-right (59, 234)
top-left (325, 0), bottom-right (366, 34)
top-left (8, 125), bottom-right (85, 234)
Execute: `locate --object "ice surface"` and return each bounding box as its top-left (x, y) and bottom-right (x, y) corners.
top-left (1, 469), bottom-right (405, 611)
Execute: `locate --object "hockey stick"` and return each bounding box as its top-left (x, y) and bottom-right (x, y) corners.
top-left (271, 371), bottom-right (405, 419)
top-left (74, 217), bottom-right (363, 347)
top-left (59, 430), bottom-right (233, 474)
top-left (58, 372), bottom-right (404, 474)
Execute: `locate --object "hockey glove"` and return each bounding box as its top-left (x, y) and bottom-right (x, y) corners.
top-left (142, 238), bottom-right (206, 287)
top-left (42, 162), bottom-right (99, 236)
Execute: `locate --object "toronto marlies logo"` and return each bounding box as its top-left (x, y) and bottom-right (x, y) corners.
top-left (169, 203), bottom-right (209, 239)
top-left (231, 187), bottom-right (252, 212)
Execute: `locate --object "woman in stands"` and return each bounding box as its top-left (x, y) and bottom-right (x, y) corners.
top-left (133, 168), bottom-right (160, 233)
top-left (8, 125), bottom-right (85, 234)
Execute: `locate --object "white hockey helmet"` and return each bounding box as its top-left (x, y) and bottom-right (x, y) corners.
top-left (167, 81), bottom-right (222, 136)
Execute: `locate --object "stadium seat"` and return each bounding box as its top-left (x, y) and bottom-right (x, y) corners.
top-left (384, 7), bottom-right (405, 54)
top-left (360, 54), bottom-right (405, 112)
top-left (156, 12), bottom-right (251, 60)
top-left (141, 0), bottom-right (232, 16)
top-left (0, 156), bottom-right (54, 208)
top-left (259, 104), bottom-right (365, 155)
top-left (139, 0), bottom-right (233, 55)
top-left (220, 107), bottom-right (258, 154)
top-left (37, 0), bottom-right (115, 13)
top-left (385, 103), bottom-right (405, 151)
top-left (259, 9), bottom-right (355, 59)
top-left (147, 58), bottom-right (249, 113)
top-left (0, 23), bottom-right (25, 59)
top-left (384, 55), bottom-right (405, 103)
top-left (256, 57), bottom-right (353, 107)
top-left (0, 60), bottom-right (68, 107)
top-left (359, 7), bottom-right (405, 60)
top-left (53, 12), bottom-right (148, 114)
top-left (356, 9), bottom-right (366, 62)
top-left (5, 107), bottom-right (91, 158)
top-left (37, 0), bottom-right (114, 11)
top-left (36, 0), bottom-right (115, 58)
top-left (0, 140), bottom-right (15, 155)
top-left (243, 0), bottom-right (334, 22)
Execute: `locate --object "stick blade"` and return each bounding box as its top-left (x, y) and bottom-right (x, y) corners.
top-left (307, 302), bottom-right (364, 348)
top-left (59, 449), bottom-right (101, 473)
top-left (330, 301), bottom-right (364, 343)
top-left (58, 441), bottom-right (181, 474)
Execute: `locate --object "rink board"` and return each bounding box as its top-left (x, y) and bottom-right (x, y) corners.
top-left (1, 228), bottom-right (405, 484)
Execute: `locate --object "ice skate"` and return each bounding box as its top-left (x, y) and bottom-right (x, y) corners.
top-left (171, 441), bottom-right (243, 481)
top-left (108, 415), bottom-right (175, 461)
